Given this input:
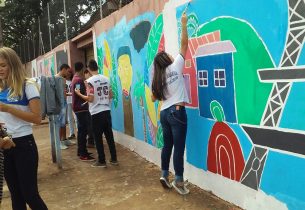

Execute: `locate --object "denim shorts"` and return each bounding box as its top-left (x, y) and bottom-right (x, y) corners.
top-left (56, 105), bottom-right (67, 128)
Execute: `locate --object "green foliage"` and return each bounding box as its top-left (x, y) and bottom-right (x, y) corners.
top-left (110, 53), bottom-right (118, 108)
top-left (97, 47), bottom-right (104, 74)
top-left (133, 71), bottom-right (144, 108)
top-left (1, 0), bottom-right (50, 48)
top-left (147, 13), bottom-right (163, 68)
top-left (210, 101), bottom-right (225, 122)
top-left (177, 13), bottom-right (199, 48)
top-left (1, 0), bottom-right (100, 60)
top-left (187, 13), bottom-right (199, 38)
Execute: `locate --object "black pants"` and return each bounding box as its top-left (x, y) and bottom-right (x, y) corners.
top-left (4, 134), bottom-right (48, 210)
top-left (91, 111), bottom-right (117, 163)
top-left (0, 150), bottom-right (3, 203)
top-left (87, 113), bottom-right (95, 145)
top-left (75, 111), bottom-right (90, 156)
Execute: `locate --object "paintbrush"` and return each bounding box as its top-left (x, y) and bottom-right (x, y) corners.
top-left (184, 2), bottom-right (191, 14)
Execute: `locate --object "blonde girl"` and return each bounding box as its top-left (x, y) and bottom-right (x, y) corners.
top-left (0, 47), bottom-right (47, 210)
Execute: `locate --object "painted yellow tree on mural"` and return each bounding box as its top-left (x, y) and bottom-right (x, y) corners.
top-left (103, 40), bottom-right (112, 78)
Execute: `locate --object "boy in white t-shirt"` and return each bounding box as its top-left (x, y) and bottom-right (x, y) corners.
top-left (75, 59), bottom-right (118, 167)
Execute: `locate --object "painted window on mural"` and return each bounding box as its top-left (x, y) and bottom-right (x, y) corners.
top-left (214, 69), bottom-right (226, 88)
top-left (198, 70), bottom-right (208, 87)
top-left (185, 59), bottom-right (192, 68)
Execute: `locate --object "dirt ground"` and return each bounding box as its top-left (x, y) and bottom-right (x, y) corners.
top-left (1, 123), bottom-right (241, 210)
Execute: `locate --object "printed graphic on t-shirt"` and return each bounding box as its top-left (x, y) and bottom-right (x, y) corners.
top-left (167, 71), bottom-right (179, 85)
top-left (88, 80), bottom-right (110, 105)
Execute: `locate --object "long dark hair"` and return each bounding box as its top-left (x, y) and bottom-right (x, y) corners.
top-left (151, 51), bottom-right (173, 101)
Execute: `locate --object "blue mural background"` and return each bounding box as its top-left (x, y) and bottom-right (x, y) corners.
top-left (96, 13), bottom-right (156, 142)
top-left (177, 1), bottom-right (305, 209)
top-left (94, 0), bottom-right (305, 209)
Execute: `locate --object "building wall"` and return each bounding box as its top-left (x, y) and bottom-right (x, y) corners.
top-left (31, 0), bottom-right (305, 209)
top-left (85, 47), bottom-right (94, 64)
top-left (30, 41), bottom-right (71, 77)
top-left (69, 41), bottom-right (85, 69)
top-left (92, 0), bottom-right (305, 209)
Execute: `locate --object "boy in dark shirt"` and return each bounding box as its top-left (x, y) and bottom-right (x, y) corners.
top-left (71, 62), bottom-right (95, 161)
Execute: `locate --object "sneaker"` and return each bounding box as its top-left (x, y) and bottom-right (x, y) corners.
top-left (109, 160), bottom-right (119, 165)
top-left (60, 141), bottom-right (68, 150)
top-left (91, 161), bottom-right (107, 168)
top-left (64, 139), bottom-right (76, 146)
top-left (68, 134), bottom-right (76, 140)
top-left (80, 155), bottom-right (95, 162)
top-left (183, 179), bottom-right (190, 187)
top-left (160, 177), bottom-right (172, 189)
top-left (171, 180), bottom-right (190, 195)
top-left (77, 152), bottom-right (93, 157)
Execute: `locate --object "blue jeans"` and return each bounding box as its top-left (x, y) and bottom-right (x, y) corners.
top-left (56, 104), bottom-right (67, 128)
top-left (160, 105), bottom-right (187, 182)
top-left (66, 103), bottom-right (75, 136)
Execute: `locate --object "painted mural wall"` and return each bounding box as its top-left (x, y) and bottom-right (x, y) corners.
top-left (91, 0), bottom-right (305, 209)
top-left (30, 42), bottom-right (71, 78)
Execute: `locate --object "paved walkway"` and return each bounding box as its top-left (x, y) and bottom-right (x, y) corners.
top-left (1, 124), bottom-right (241, 210)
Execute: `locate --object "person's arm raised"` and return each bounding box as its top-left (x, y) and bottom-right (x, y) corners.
top-left (180, 12), bottom-right (188, 58)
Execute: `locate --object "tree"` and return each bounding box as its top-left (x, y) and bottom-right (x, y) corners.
top-left (0, 0), bottom-right (50, 61)
top-left (0, 0), bottom-right (133, 62)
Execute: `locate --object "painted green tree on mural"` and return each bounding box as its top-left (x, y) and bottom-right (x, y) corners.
top-left (97, 47), bottom-right (104, 74)
top-left (210, 100), bottom-right (225, 122)
top-left (110, 54), bottom-right (119, 108)
top-left (187, 13), bottom-right (199, 38)
top-left (177, 13), bottom-right (199, 40)
top-left (134, 71), bottom-right (144, 108)
top-left (134, 71), bottom-right (148, 142)
top-left (44, 56), bottom-right (55, 76)
top-left (147, 14), bottom-right (163, 68)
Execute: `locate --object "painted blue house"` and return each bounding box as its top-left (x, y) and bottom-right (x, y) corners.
top-left (194, 40), bottom-right (237, 123)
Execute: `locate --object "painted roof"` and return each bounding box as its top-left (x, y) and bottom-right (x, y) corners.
top-left (194, 40), bottom-right (236, 57)
top-left (188, 30), bottom-right (221, 57)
